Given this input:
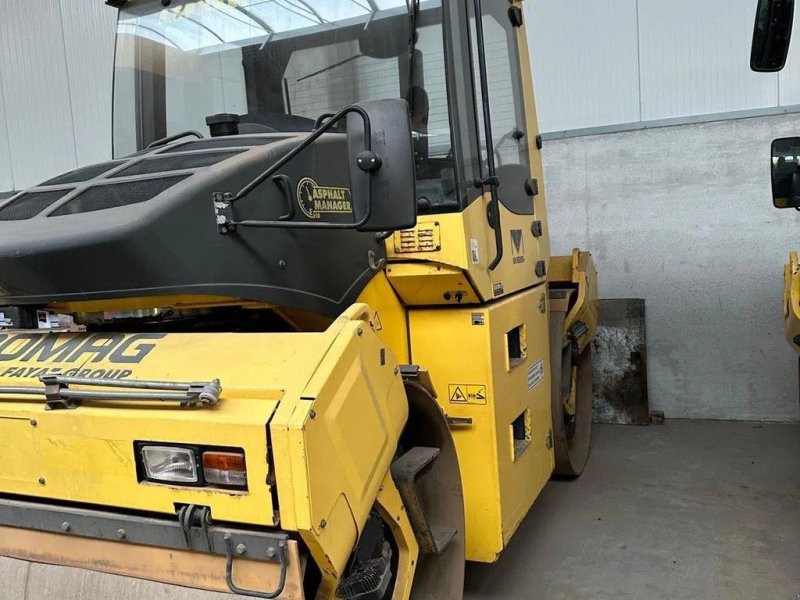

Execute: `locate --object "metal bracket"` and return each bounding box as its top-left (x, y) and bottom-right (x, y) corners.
top-left (177, 504), bottom-right (213, 552)
top-left (0, 496), bottom-right (287, 561)
top-left (224, 534), bottom-right (288, 599)
top-left (214, 192), bottom-right (237, 234)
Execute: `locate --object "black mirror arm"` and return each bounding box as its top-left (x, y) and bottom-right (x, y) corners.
top-left (212, 105), bottom-right (379, 233)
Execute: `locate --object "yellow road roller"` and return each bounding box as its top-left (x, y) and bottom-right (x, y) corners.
top-left (0, 0), bottom-right (597, 597)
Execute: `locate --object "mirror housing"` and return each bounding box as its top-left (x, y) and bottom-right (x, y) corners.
top-left (751, 0), bottom-right (795, 72)
top-left (771, 137), bottom-right (800, 208)
top-left (347, 99), bottom-right (417, 232)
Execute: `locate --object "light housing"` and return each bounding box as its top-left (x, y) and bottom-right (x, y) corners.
top-left (140, 446), bottom-right (199, 484)
top-left (203, 451), bottom-right (248, 488)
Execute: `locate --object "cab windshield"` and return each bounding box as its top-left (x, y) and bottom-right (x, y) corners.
top-left (113, 0), bottom-right (458, 211)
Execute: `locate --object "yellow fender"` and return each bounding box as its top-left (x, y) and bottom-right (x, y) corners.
top-left (783, 251), bottom-right (800, 352)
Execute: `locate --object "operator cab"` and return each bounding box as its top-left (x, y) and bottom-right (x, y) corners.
top-left (113, 0), bottom-right (461, 213)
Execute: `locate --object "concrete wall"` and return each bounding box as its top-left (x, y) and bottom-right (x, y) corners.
top-left (545, 112), bottom-right (800, 422)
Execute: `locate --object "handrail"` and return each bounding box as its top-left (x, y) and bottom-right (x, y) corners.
top-left (146, 130), bottom-right (204, 150)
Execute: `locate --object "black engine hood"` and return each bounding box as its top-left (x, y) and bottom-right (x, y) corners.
top-left (0, 134), bottom-right (384, 317)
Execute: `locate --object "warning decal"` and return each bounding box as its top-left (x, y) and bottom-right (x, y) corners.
top-left (372, 311), bottom-right (383, 331)
top-left (448, 384), bottom-right (487, 405)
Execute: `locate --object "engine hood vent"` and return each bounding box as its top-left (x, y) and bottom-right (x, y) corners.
top-left (109, 151), bottom-right (243, 178)
top-left (0, 190), bottom-right (73, 221)
top-left (51, 175), bottom-right (190, 216)
top-left (0, 132), bottom-right (385, 318)
top-left (41, 161), bottom-right (125, 186)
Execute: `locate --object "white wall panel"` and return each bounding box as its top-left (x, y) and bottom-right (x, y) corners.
top-left (525, 0), bottom-right (641, 133)
top-left (0, 0), bottom-right (77, 189)
top-left (777, 6), bottom-right (800, 105)
top-left (58, 1), bottom-right (118, 168)
top-left (637, 0), bottom-right (778, 121)
top-left (0, 54), bottom-right (14, 193)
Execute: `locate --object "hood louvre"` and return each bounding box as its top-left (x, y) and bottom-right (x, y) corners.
top-left (50, 175), bottom-right (190, 216)
top-left (0, 190), bottom-right (73, 221)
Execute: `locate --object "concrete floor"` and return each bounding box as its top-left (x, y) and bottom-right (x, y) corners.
top-left (1, 421), bottom-right (797, 599)
top-left (464, 420), bottom-right (800, 599)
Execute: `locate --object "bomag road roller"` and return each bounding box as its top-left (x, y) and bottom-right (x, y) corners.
top-left (0, 0), bottom-right (597, 597)
top-left (750, 0), bottom-right (800, 353)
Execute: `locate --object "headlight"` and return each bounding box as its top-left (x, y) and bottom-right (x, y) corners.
top-left (136, 443), bottom-right (248, 490)
top-left (140, 446), bottom-right (198, 484)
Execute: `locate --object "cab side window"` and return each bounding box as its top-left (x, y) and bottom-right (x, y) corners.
top-left (471, 1), bottom-right (533, 215)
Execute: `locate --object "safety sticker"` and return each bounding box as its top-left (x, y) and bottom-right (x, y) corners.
top-left (527, 359), bottom-right (545, 391)
top-left (471, 312), bottom-right (485, 326)
top-left (372, 311), bottom-right (383, 331)
top-left (449, 384), bottom-right (487, 405)
top-left (470, 239), bottom-right (480, 264)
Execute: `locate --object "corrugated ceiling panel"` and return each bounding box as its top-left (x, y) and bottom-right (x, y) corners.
top-left (638, 0), bottom-right (778, 121)
top-left (59, 1), bottom-right (118, 168)
top-left (524, 0), bottom-right (640, 133)
top-left (0, 0), bottom-right (77, 189)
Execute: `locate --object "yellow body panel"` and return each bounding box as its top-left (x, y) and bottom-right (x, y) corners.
top-left (356, 271), bottom-right (411, 363)
top-left (550, 249), bottom-right (599, 353)
top-left (783, 251), bottom-right (800, 351)
top-left (387, 262), bottom-right (479, 305)
top-left (386, 200), bottom-right (548, 305)
top-left (0, 330), bottom-right (313, 526)
top-left (270, 305), bottom-right (408, 594)
top-left (408, 285), bottom-right (554, 562)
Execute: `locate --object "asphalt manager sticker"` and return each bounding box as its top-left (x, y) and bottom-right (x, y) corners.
top-left (527, 359), bottom-right (545, 391)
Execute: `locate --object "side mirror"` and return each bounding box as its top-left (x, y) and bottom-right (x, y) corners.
top-left (347, 99), bottom-right (417, 231)
top-left (771, 137), bottom-right (800, 208)
top-left (751, 0), bottom-right (795, 72)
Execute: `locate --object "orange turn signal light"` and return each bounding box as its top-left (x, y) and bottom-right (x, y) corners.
top-left (202, 451), bottom-right (247, 488)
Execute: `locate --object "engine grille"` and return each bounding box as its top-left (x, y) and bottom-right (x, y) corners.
top-left (110, 150), bottom-right (244, 178)
top-left (40, 162), bottom-right (125, 186)
top-left (50, 175), bottom-right (189, 216)
top-left (161, 138), bottom-right (276, 152)
top-left (0, 190), bottom-right (73, 220)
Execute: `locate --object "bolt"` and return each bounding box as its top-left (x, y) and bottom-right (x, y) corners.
top-left (443, 292), bottom-right (452, 301)
top-left (61, 522), bottom-right (71, 532)
top-left (309, 409), bottom-right (317, 419)
top-left (266, 546), bottom-right (277, 559)
top-left (278, 259), bottom-right (287, 269)
top-left (30, 419), bottom-right (37, 427)
top-left (357, 328), bottom-right (363, 336)
top-left (320, 519), bottom-right (327, 529)
top-left (38, 477), bottom-right (46, 485)
top-left (236, 543), bottom-right (247, 555)
top-left (393, 366), bottom-right (399, 375)
top-left (116, 529), bottom-right (126, 539)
